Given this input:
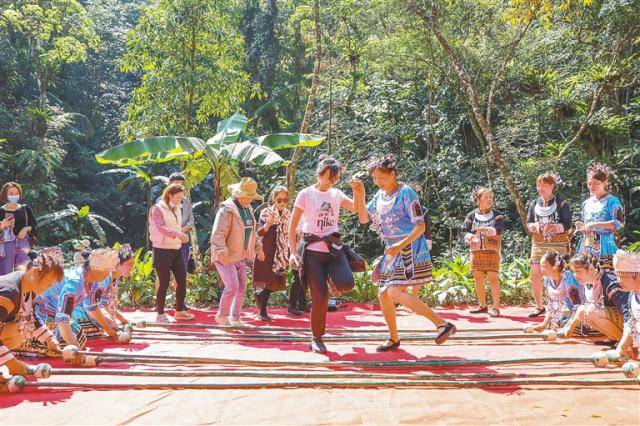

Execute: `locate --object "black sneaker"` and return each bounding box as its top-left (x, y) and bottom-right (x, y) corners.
top-left (435, 322), bottom-right (457, 345)
top-left (298, 304), bottom-right (310, 313)
top-left (259, 313), bottom-right (272, 322)
top-left (309, 338), bottom-right (327, 354)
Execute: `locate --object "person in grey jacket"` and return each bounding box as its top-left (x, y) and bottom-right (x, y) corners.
top-left (211, 177), bottom-right (264, 327)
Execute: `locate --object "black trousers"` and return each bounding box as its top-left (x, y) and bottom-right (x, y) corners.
top-left (288, 270), bottom-right (308, 310)
top-left (153, 247), bottom-right (187, 314)
top-left (304, 250), bottom-right (354, 338)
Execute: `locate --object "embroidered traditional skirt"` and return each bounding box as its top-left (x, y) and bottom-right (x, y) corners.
top-left (530, 233), bottom-right (571, 262)
top-left (72, 306), bottom-right (103, 340)
top-left (578, 232), bottom-right (617, 269)
top-left (470, 235), bottom-right (501, 272)
top-left (378, 237), bottom-right (432, 291)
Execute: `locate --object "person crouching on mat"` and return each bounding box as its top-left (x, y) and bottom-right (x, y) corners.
top-left (528, 251), bottom-right (582, 333)
top-left (253, 186), bottom-right (292, 322)
top-left (0, 247), bottom-right (64, 376)
top-left (288, 155), bottom-right (367, 354)
top-left (71, 245), bottom-right (135, 340)
top-left (354, 154), bottom-right (456, 351)
top-left (613, 250), bottom-right (640, 360)
top-left (462, 187), bottom-right (506, 318)
top-left (560, 252), bottom-right (629, 342)
top-left (211, 178), bottom-right (265, 327)
top-left (34, 249), bottom-right (118, 349)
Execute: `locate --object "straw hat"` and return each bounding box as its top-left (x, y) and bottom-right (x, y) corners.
top-left (73, 239), bottom-right (91, 251)
top-left (228, 177), bottom-right (263, 201)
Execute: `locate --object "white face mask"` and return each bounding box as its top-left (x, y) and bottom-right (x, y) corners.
top-left (7, 195), bottom-right (19, 203)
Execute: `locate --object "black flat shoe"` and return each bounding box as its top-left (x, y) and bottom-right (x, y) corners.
top-left (259, 313), bottom-right (272, 322)
top-left (309, 338), bottom-right (327, 354)
top-left (435, 322), bottom-right (457, 345)
top-left (528, 307), bottom-right (545, 318)
top-left (376, 339), bottom-right (400, 352)
top-left (469, 306), bottom-right (488, 314)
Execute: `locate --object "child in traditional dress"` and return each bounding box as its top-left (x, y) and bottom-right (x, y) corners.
top-left (528, 251), bottom-right (582, 333)
top-left (560, 252), bottom-right (629, 342)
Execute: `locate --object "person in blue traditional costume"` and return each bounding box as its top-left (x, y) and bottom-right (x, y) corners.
top-left (353, 154), bottom-right (457, 352)
top-left (33, 248), bottom-right (119, 349)
top-left (575, 162), bottom-right (625, 270)
top-left (71, 244), bottom-right (135, 340)
top-left (0, 248), bottom-right (64, 375)
top-left (526, 251), bottom-right (583, 333)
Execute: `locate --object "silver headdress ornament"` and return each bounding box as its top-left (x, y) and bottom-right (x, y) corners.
top-left (31, 247), bottom-right (65, 270)
top-left (544, 171), bottom-right (563, 186)
top-left (89, 249), bottom-right (120, 272)
top-left (613, 250), bottom-right (640, 276)
top-left (587, 162), bottom-right (616, 179)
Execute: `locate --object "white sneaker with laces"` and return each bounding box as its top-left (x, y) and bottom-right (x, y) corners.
top-left (229, 318), bottom-right (245, 327)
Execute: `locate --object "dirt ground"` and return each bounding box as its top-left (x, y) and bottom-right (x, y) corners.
top-left (1, 304), bottom-right (638, 425)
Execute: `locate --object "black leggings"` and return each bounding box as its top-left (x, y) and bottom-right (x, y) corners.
top-left (304, 250), bottom-right (354, 338)
top-left (153, 247), bottom-right (187, 314)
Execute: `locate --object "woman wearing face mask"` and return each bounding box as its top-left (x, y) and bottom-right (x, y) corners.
top-left (253, 186), bottom-right (292, 322)
top-left (526, 172), bottom-right (573, 318)
top-left (0, 182), bottom-right (38, 275)
top-left (149, 183), bottom-right (195, 323)
top-left (575, 163), bottom-right (625, 270)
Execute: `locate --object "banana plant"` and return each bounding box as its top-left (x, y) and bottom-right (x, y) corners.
top-left (98, 165), bottom-right (169, 248)
top-left (95, 112), bottom-right (325, 211)
top-left (38, 204), bottom-right (123, 245)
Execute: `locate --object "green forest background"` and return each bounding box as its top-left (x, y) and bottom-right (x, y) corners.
top-left (1, 0), bottom-right (639, 306)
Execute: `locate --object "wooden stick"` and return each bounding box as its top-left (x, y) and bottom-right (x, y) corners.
top-left (132, 322), bottom-right (522, 334)
top-left (130, 332), bottom-right (548, 343)
top-left (22, 377), bottom-right (639, 391)
top-left (48, 367), bottom-right (616, 380)
top-left (77, 351), bottom-right (593, 368)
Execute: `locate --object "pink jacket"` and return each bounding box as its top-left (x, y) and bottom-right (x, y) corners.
top-left (210, 199), bottom-right (261, 264)
top-left (149, 201), bottom-right (182, 249)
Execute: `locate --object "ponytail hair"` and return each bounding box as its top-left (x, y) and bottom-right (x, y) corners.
top-left (541, 250), bottom-right (569, 273)
top-left (316, 155), bottom-right (342, 181)
top-left (569, 252), bottom-right (600, 271)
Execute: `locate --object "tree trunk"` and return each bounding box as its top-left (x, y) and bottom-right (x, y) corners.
top-left (286, 0), bottom-right (322, 200)
top-left (403, 1), bottom-right (528, 228)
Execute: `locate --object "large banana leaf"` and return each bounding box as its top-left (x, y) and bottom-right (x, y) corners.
top-left (206, 112), bottom-right (248, 147)
top-left (223, 141), bottom-right (284, 166)
top-left (245, 133), bottom-right (325, 150)
top-left (95, 136), bottom-right (205, 166)
top-left (183, 158), bottom-right (212, 189)
top-left (37, 208), bottom-right (77, 227)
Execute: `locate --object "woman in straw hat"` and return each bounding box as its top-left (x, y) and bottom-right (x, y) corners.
top-left (211, 177), bottom-right (265, 327)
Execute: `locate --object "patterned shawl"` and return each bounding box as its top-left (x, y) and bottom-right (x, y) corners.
top-left (260, 205), bottom-right (291, 275)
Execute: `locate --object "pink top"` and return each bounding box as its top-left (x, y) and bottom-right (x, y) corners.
top-left (294, 186), bottom-right (347, 252)
top-left (151, 206), bottom-right (179, 238)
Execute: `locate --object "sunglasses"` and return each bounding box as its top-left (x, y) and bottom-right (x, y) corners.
top-left (275, 198), bottom-right (289, 204)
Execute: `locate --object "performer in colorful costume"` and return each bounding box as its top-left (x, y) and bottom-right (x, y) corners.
top-left (0, 248), bottom-right (64, 375)
top-left (613, 250), bottom-right (640, 360)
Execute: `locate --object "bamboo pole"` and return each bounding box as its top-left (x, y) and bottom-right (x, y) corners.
top-left (20, 377), bottom-right (639, 392)
top-left (129, 333), bottom-right (549, 343)
top-left (75, 351), bottom-right (594, 368)
top-left (131, 322), bottom-right (523, 334)
top-left (47, 367), bottom-right (617, 380)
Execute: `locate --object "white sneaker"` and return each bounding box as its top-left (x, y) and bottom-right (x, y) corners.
top-left (215, 315), bottom-right (230, 326)
top-left (155, 314), bottom-right (174, 323)
top-left (174, 310), bottom-right (195, 321)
